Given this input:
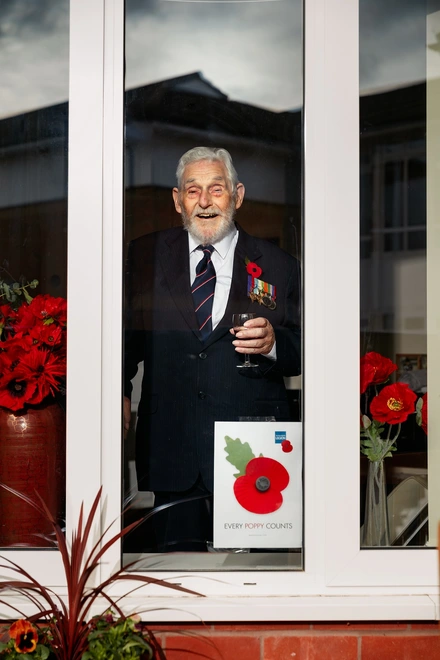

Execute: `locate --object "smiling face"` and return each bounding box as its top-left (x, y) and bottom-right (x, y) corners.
top-left (172, 159), bottom-right (245, 245)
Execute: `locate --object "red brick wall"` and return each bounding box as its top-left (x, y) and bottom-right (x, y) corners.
top-left (152, 621), bottom-right (440, 659)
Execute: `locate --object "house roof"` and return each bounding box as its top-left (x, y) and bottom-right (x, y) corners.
top-left (0, 73), bottom-right (425, 151)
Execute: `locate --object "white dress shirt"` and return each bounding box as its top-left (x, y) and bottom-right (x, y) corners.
top-left (188, 228), bottom-right (276, 360)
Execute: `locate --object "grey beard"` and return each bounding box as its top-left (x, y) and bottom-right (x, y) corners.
top-left (182, 206), bottom-right (236, 245)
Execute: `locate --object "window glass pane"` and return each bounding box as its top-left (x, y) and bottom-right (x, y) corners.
top-left (0, 2), bottom-right (69, 547)
top-left (359, 0), bottom-right (431, 548)
top-left (407, 230), bottom-right (426, 251)
top-left (384, 162), bottom-right (404, 229)
top-left (383, 232), bottom-right (403, 252)
top-left (408, 157), bottom-right (426, 227)
top-left (123, 0), bottom-right (303, 571)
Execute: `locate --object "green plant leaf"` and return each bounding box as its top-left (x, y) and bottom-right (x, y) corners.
top-left (224, 436), bottom-right (255, 477)
top-left (361, 415), bottom-right (371, 429)
top-left (2, 282), bottom-right (12, 301)
top-left (38, 645), bottom-right (50, 660)
top-left (22, 287), bottom-right (33, 304)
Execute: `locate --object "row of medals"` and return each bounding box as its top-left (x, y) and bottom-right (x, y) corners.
top-left (249, 291), bottom-right (277, 310)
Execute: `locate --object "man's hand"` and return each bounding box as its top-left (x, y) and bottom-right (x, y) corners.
top-left (230, 317), bottom-right (275, 356)
top-left (123, 396), bottom-right (131, 433)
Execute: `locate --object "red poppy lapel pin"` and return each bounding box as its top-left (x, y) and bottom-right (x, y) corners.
top-left (245, 257), bottom-right (277, 310)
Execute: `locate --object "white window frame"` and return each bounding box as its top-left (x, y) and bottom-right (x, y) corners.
top-left (3, 0), bottom-right (438, 623)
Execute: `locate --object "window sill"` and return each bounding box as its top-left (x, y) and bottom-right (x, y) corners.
top-left (110, 594), bottom-right (439, 623)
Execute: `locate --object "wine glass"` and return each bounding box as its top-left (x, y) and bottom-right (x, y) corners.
top-left (232, 313), bottom-right (258, 368)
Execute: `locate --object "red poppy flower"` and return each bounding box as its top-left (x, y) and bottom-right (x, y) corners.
top-left (8, 303), bottom-right (36, 339)
top-left (0, 346), bottom-right (65, 410)
top-left (360, 362), bottom-right (376, 395)
top-left (0, 341), bottom-right (28, 368)
top-left (370, 382), bottom-right (417, 425)
top-left (1, 333), bottom-right (34, 354)
top-left (233, 457), bottom-right (289, 514)
top-left (0, 342), bottom-right (29, 386)
top-left (29, 294), bottom-right (67, 326)
top-left (281, 440), bottom-right (293, 453)
top-left (9, 619), bottom-right (38, 653)
top-left (0, 304), bottom-right (16, 333)
top-left (0, 364), bottom-right (38, 411)
top-left (246, 262), bottom-right (263, 278)
top-left (360, 352), bottom-right (397, 393)
top-left (28, 322), bottom-right (64, 348)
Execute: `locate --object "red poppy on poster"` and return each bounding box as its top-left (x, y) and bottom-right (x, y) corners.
top-left (233, 456), bottom-right (289, 514)
top-left (214, 422), bottom-right (303, 549)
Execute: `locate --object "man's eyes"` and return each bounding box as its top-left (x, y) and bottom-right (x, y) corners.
top-left (185, 186), bottom-right (224, 195)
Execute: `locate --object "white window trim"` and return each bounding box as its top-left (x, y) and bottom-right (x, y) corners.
top-left (66, 0), bottom-right (106, 524)
top-left (0, 0), bottom-right (106, 589)
top-left (3, 0), bottom-right (439, 623)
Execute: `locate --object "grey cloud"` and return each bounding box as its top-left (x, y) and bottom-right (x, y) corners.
top-left (125, 0), bottom-right (303, 111)
top-left (0, 0), bottom-right (431, 118)
top-left (0, 0), bottom-right (68, 38)
top-left (360, 0), bottom-right (426, 92)
top-left (0, 0), bottom-right (68, 118)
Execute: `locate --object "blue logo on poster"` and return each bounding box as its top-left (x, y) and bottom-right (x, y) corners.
top-left (275, 431), bottom-right (286, 444)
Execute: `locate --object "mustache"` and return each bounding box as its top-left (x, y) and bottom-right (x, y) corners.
top-left (190, 206), bottom-right (224, 218)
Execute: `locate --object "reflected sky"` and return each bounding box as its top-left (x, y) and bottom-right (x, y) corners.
top-left (0, 0), bottom-right (431, 118)
top-left (0, 0), bottom-right (69, 119)
top-left (125, 0), bottom-right (302, 112)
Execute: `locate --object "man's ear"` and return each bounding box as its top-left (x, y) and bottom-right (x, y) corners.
top-left (172, 187), bottom-right (182, 213)
top-left (235, 183), bottom-right (245, 210)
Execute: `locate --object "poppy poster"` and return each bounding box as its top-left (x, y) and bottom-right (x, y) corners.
top-left (213, 421), bottom-right (302, 549)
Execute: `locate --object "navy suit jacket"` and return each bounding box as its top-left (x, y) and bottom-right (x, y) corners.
top-left (124, 225), bottom-right (301, 493)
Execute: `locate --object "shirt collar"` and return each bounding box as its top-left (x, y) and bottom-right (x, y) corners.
top-left (188, 226), bottom-right (238, 260)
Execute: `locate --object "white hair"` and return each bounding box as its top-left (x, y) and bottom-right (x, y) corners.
top-left (176, 146), bottom-right (239, 194)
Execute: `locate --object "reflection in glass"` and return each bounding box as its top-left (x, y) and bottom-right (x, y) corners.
top-left (407, 158), bottom-right (426, 227)
top-left (0, 2), bottom-right (69, 547)
top-left (359, 0), bottom-right (429, 547)
top-left (123, 0), bottom-right (303, 570)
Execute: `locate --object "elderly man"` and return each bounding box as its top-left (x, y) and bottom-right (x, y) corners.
top-left (124, 146), bottom-right (301, 552)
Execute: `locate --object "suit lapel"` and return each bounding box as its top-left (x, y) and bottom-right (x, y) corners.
top-left (159, 229), bottom-right (201, 340)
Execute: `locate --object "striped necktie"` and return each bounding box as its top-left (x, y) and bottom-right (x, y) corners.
top-left (192, 245), bottom-right (216, 341)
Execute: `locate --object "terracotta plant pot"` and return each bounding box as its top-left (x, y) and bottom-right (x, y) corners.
top-left (0, 399), bottom-right (66, 547)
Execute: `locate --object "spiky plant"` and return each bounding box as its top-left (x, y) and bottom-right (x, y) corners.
top-left (0, 485), bottom-right (200, 660)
